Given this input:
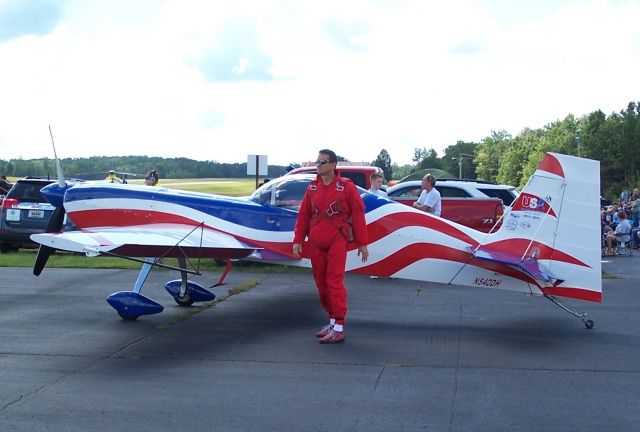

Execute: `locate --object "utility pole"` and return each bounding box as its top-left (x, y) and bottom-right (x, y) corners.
top-left (452, 153), bottom-right (474, 178)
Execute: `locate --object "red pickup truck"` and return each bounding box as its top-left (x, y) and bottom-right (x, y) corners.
top-left (386, 180), bottom-right (507, 232)
top-left (285, 164), bottom-right (382, 190)
top-left (286, 165), bottom-right (506, 233)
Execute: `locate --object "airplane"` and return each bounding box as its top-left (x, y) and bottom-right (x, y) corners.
top-left (31, 149), bottom-right (602, 328)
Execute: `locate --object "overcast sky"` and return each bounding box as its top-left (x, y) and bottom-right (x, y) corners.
top-left (0, 0), bottom-right (638, 166)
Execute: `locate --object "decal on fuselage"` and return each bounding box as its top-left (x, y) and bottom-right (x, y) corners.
top-left (473, 277), bottom-right (503, 287)
top-left (511, 192), bottom-right (557, 217)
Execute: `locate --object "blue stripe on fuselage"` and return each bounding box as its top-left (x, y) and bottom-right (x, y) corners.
top-left (64, 183), bottom-right (299, 232)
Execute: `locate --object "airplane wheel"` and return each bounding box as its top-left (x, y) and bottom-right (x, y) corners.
top-left (584, 319), bottom-right (594, 329)
top-left (174, 293), bottom-right (193, 307)
top-left (118, 313), bottom-right (139, 321)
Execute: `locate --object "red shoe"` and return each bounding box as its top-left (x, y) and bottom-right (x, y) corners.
top-left (319, 330), bottom-right (345, 344)
top-left (315, 324), bottom-right (333, 338)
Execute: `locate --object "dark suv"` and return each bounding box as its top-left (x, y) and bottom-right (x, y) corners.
top-left (0, 177), bottom-right (74, 252)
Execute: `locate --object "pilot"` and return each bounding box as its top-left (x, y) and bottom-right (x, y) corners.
top-left (292, 149), bottom-right (369, 344)
top-left (105, 170), bottom-right (123, 184)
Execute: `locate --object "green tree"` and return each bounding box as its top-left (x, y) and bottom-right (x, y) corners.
top-left (371, 149), bottom-right (393, 181)
top-left (414, 148), bottom-right (441, 171)
top-left (475, 130), bottom-right (511, 181)
top-left (442, 141), bottom-right (478, 179)
top-left (497, 128), bottom-right (541, 188)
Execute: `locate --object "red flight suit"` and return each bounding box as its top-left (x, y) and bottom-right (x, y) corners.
top-left (293, 173), bottom-right (368, 325)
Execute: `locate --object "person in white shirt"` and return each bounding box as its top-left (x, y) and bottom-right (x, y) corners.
top-left (413, 173), bottom-right (441, 217)
top-left (368, 172), bottom-right (388, 197)
top-left (606, 210), bottom-right (632, 255)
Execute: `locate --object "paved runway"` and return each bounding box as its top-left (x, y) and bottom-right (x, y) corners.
top-left (0, 256), bottom-right (638, 432)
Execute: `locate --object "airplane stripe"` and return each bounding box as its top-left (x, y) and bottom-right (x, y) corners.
top-left (540, 286), bottom-right (601, 302)
top-left (356, 242), bottom-right (536, 284)
top-left (70, 208), bottom-right (198, 228)
top-left (479, 238), bottom-right (590, 268)
top-left (365, 211), bottom-right (481, 247)
top-left (538, 153), bottom-right (565, 178)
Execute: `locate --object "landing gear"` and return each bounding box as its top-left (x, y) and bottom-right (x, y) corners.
top-left (106, 260), bottom-right (164, 320)
top-left (105, 256), bottom-right (218, 320)
top-left (174, 292), bottom-right (193, 307)
top-left (584, 319), bottom-right (595, 329)
top-left (544, 294), bottom-right (595, 329)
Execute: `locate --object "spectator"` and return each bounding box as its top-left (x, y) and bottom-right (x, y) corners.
top-left (368, 172), bottom-right (388, 197)
top-left (621, 187), bottom-right (629, 203)
top-left (105, 170), bottom-right (123, 183)
top-left (145, 170), bottom-right (160, 186)
top-left (0, 175), bottom-right (12, 195)
top-left (631, 188), bottom-right (640, 248)
top-left (606, 210), bottom-right (632, 255)
top-left (413, 174), bottom-right (441, 216)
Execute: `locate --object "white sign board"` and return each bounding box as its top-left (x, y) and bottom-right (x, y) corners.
top-left (247, 155), bottom-right (268, 176)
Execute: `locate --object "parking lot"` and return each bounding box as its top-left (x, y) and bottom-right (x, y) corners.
top-left (0, 256), bottom-right (638, 431)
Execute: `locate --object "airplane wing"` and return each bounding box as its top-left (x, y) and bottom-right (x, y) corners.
top-left (31, 223), bottom-right (258, 259)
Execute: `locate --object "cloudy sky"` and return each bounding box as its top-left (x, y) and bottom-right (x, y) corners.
top-left (0, 0), bottom-right (638, 166)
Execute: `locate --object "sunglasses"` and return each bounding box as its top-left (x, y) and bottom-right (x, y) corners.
top-left (315, 159), bottom-right (330, 166)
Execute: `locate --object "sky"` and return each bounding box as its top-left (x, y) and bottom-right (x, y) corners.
top-left (0, 0), bottom-right (638, 166)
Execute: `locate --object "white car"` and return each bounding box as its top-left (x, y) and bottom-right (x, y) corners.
top-left (387, 179), bottom-right (517, 208)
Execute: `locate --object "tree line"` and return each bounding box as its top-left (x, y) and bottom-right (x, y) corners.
top-left (0, 155), bottom-right (291, 181)
top-left (2, 100), bottom-right (637, 200)
top-left (371, 100), bottom-right (639, 200)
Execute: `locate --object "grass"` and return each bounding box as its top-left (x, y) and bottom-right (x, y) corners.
top-left (128, 178), bottom-right (258, 196)
top-left (0, 249), bottom-right (310, 273)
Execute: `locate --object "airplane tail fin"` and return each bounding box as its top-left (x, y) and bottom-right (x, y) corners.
top-left (473, 153), bottom-right (602, 302)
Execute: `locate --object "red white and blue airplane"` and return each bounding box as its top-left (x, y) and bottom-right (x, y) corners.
top-left (31, 150), bottom-right (602, 327)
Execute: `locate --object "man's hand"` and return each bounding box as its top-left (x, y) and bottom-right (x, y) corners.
top-left (292, 243), bottom-right (302, 259)
top-left (357, 245), bottom-right (369, 262)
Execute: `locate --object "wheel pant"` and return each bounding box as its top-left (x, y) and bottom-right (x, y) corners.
top-left (309, 234), bottom-right (348, 326)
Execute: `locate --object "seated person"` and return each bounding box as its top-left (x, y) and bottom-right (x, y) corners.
top-left (606, 210), bottom-right (632, 255)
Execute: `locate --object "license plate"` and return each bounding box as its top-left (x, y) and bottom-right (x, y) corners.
top-left (28, 210), bottom-right (45, 218)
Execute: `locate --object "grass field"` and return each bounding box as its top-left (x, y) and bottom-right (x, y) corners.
top-left (2, 177), bottom-right (260, 196)
top-left (0, 249), bottom-right (309, 273)
top-left (130, 178), bottom-right (259, 196)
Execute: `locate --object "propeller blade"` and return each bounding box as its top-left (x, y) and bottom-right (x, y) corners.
top-left (34, 126), bottom-right (69, 276)
top-left (49, 125), bottom-right (65, 188)
top-left (33, 205), bottom-right (66, 276)
top-left (45, 206), bottom-right (66, 233)
top-left (33, 245), bottom-right (55, 276)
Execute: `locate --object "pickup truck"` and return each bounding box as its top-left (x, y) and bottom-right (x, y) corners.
top-left (285, 164), bottom-right (382, 190)
top-left (286, 165), bottom-right (505, 233)
top-left (386, 180), bottom-right (506, 233)
top-left (253, 171), bottom-right (504, 233)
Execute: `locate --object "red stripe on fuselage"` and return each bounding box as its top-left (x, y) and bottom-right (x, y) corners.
top-left (540, 286), bottom-right (601, 302)
top-left (355, 242), bottom-right (536, 284)
top-left (365, 211), bottom-right (479, 247)
top-left (70, 209), bottom-right (199, 228)
top-left (478, 239), bottom-right (590, 268)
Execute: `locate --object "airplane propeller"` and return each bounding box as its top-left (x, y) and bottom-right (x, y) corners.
top-left (33, 125), bottom-right (68, 276)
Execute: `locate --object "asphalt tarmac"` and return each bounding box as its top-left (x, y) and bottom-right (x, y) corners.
top-left (0, 256), bottom-right (638, 432)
